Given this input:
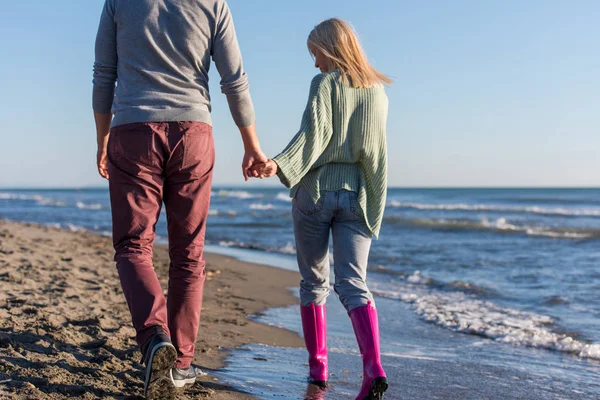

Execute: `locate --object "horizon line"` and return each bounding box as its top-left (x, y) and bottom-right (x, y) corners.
top-left (1, 185), bottom-right (599, 190)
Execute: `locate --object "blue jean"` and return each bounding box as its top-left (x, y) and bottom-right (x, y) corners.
top-left (293, 188), bottom-right (375, 312)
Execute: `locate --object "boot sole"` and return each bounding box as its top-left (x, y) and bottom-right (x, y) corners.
top-left (309, 379), bottom-right (328, 389)
top-left (144, 343), bottom-right (178, 399)
top-left (367, 377), bottom-right (388, 400)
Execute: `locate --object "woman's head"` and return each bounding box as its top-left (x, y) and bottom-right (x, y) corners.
top-left (308, 18), bottom-right (392, 88)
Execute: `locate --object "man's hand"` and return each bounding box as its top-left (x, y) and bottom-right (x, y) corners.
top-left (237, 123), bottom-right (268, 181)
top-left (97, 145), bottom-right (109, 179)
top-left (252, 159), bottom-right (278, 179)
top-left (94, 112), bottom-right (112, 180)
top-left (242, 148), bottom-right (268, 181)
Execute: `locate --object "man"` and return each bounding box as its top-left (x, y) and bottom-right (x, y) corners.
top-left (92, 0), bottom-right (265, 397)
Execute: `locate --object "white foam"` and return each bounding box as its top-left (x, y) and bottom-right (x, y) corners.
top-left (213, 190), bottom-right (262, 200)
top-left (278, 242), bottom-right (297, 255)
top-left (407, 270), bottom-right (432, 284)
top-left (276, 193), bottom-right (292, 202)
top-left (481, 218), bottom-right (592, 239)
top-left (0, 193), bottom-right (38, 200)
top-left (370, 272), bottom-right (600, 361)
top-left (76, 201), bottom-right (103, 210)
top-left (218, 240), bottom-right (245, 248)
top-left (387, 201), bottom-right (600, 217)
top-left (395, 290), bottom-right (600, 360)
top-left (0, 192), bottom-right (67, 207)
top-left (397, 217), bottom-right (597, 239)
top-left (249, 203), bottom-right (276, 211)
top-left (208, 209), bottom-right (238, 217)
top-left (65, 223), bottom-right (87, 232)
top-left (216, 240), bottom-right (296, 255)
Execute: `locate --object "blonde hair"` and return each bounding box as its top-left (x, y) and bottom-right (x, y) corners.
top-left (308, 18), bottom-right (392, 88)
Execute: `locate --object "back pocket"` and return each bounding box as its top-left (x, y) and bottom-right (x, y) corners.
top-left (180, 123), bottom-right (214, 179)
top-left (293, 188), bottom-right (324, 216)
top-left (349, 191), bottom-right (364, 219)
top-left (107, 123), bottom-right (153, 177)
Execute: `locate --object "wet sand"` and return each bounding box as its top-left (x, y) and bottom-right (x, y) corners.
top-left (0, 220), bottom-right (303, 399)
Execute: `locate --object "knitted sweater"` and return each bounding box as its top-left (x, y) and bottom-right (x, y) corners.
top-left (274, 70), bottom-right (388, 237)
top-left (93, 0), bottom-right (254, 128)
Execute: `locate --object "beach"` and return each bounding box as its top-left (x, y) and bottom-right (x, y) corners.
top-left (0, 220), bottom-right (303, 399)
top-left (2, 188), bottom-right (600, 399)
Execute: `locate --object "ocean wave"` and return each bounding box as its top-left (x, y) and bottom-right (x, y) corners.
top-left (249, 203), bottom-right (276, 211)
top-left (208, 209), bottom-right (238, 217)
top-left (386, 201), bottom-right (600, 217)
top-left (385, 217), bottom-right (600, 239)
top-left (216, 240), bottom-right (296, 255)
top-left (276, 193), bottom-right (292, 202)
top-left (402, 291), bottom-right (600, 360)
top-left (371, 268), bottom-right (494, 296)
top-left (498, 196), bottom-right (600, 206)
top-left (0, 192), bottom-right (66, 207)
top-left (212, 190), bottom-right (263, 200)
top-left (75, 201), bottom-right (104, 210)
top-left (67, 224), bottom-right (87, 232)
top-left (372, 279), bottom-right (600, 360)
top-left (0, 193), bottom-right (36, 200)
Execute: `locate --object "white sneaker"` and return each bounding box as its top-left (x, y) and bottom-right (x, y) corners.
top-left (170, 366), bottom-right (206, 388)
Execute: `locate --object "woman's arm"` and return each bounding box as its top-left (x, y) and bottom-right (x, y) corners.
top-left (271, 74), bottom-right (333, 188)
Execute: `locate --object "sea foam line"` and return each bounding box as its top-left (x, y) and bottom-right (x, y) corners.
top-left (387, 201), bottom-right (600, 217)
top-left (371, 273), bottom-right (600, 360)
top-left (385, 217), bottom-right (600, 239)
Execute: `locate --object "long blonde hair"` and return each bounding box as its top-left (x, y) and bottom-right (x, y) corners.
top-left (308, 18), bottom-right (392, 88)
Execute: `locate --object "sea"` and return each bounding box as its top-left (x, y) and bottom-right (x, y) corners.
top-left (2, 187), bottom-right (600, 399)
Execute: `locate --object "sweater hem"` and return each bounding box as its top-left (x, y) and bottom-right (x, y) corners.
top-left (110, 108), bottom-right (213, 128)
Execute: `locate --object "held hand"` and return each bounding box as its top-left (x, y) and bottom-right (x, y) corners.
top-left (97, 146), bottom-right (109, 179)
top-left (253, 159), bottom-right (278, 179)
top-left (242, 148), bottom-right (268, 181)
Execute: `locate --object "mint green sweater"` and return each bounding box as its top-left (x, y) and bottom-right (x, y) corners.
top-left (273, 70), bottom-right (388, 237)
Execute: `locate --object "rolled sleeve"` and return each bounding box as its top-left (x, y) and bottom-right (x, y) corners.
top-left (272, 74), bottom-right (333, 188)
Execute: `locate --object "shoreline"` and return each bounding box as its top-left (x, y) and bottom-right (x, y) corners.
top-left (0, 220), bottom-right (303, 399)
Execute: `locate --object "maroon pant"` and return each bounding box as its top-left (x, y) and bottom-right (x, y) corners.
top-left (107, 121), bottom-right (214, 369)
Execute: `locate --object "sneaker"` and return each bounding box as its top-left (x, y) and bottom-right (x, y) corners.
top-left (141, 328), bottom-right (178, 399)
top-left (170, 366), bottom-right (199, 388)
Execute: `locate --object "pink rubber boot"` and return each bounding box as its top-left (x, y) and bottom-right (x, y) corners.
top-left (300, 303), bottom-right (329, 387)
top-left (349, 302), bottom-right (388, 400)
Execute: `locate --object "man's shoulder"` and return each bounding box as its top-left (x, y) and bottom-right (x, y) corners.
top-left (111, 0), bottom-right (227, 14)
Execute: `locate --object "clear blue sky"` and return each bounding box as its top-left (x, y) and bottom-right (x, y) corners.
top-left (0, 0), bottom-right (598, 188)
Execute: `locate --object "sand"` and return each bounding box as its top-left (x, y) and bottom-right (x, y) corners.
top-left (0, 220), bottom-right (303, 399)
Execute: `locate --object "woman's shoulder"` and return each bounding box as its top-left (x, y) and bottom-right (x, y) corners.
top-left (310, 70), bottom-right (340, 90)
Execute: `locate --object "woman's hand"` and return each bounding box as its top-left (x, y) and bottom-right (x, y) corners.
top-left (253, 159), bottom-right (278, 179)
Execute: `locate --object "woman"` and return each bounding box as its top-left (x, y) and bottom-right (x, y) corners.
top-left (256, 18), bottom-right (391, 400)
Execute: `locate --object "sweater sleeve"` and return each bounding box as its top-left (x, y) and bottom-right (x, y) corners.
top-left (273, 74), bottom-right (333, 188)
top-left (212, 1), bottom-right (255, 128)
top-left (92, 0), bottom-right (118, 114)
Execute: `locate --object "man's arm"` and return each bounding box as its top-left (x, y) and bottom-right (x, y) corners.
top-left (212, 1), bottom-right (266, 178)
top-left (212, 1), bottom-right (255, 128)
top-left (92, 0), bottom-right (117, 179)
